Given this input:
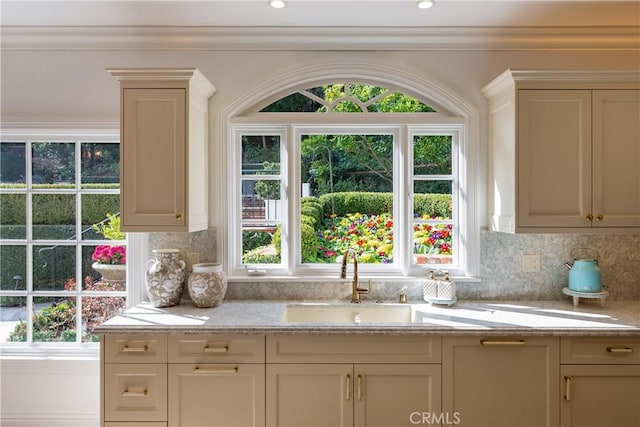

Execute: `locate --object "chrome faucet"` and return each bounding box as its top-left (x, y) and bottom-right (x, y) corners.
top-left (340, 248), bottom-right (371, 303)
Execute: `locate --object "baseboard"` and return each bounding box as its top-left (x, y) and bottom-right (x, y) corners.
top-left (0, 412), bottom-right (99, 427)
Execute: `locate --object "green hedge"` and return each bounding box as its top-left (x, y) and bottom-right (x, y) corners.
top-left (0, 184), bottom-right (119, 226)
top-left (318, 192), bottom-right (451, 218)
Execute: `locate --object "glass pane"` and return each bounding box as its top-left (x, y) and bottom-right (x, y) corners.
top-left (32, 296), bottom-right (77, 342)
top-left (241, 224), bottom-right (280, 265)
top-left (0, 193), bottom-right (26, 239)
top-left (1, 245), bottom-right (26, 290)
top-left (301, 134), bottom-right (394, 264)
top-left (413, 181), bottom-right (453, 219)
top-left (413, 135), bottom-right (452, 175)
top-left (260, 92), bottom-right (323, 112)
top-left (369, 92), bottom-right (436, 113)
top-left (81, 142), bottom-right (120, 187)
top-left (413, 222), bottom-right (453, 264)
top-left (81, 296), bottom-right (126, 342)
top-left (32, 194), bottom-right (75, 240)
top-left (241, 135), bottom-right (280, 175)
top-left (31, 142), bottom-right (75, 187)
top-left (242, 179), bottom-right (282, 221)
top-left (331, 101), bottom-right (362, 112)
top-left (1, 297), bottom-right (27, 343)
top-left (81, 195), bottom-right (121, 240)
top-left (349, 84), bottom-right (387, 103)
top-left (33, 245), bottom-right (75, 291)
top-left (1, 142), bottom-right (26, 186)
top-left (83, 244), bottom-right (126, 291)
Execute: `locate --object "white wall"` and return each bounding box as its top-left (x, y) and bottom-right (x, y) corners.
top-left (1, 45), bottom-right (638, 425)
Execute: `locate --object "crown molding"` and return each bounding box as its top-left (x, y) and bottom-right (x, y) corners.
top-left (2, 26), bottom-right (639, 51)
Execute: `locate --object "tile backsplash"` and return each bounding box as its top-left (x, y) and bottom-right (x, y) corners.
top-left (146, 229), bottom-right (639, 301)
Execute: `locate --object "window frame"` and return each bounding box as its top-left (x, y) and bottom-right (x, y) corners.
top-left (0, 128), bottom-right (128, 356)
top-left (229, 117), bottom-right (468, 279)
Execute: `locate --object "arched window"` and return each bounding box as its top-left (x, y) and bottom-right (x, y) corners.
top-left (227, 77), bottom-right (475, 279)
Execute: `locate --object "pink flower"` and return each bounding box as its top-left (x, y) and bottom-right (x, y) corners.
top-left (92, 245), bottom-right (126, 265)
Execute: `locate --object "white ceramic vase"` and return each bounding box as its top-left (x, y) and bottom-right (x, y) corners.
top-left (145, 249), bottom-right (186, 307)
top-left (187, 263), bottom-right (227, 308)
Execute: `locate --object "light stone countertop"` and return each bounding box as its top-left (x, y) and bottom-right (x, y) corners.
top-left (96, 299), bottom-right (640, 337)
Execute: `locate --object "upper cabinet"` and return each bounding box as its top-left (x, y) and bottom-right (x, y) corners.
top-left (108, 68), bottom-right (216, 232)
top-left (483, 70), bottom-right (640, 233)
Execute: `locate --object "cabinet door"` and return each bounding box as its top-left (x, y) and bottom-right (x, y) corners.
top-left (168, 363), bottom-right (265, 427)
top-left (561, 365), bottom-right (640, 427)
top-left (518, 90), bottom-right (592, 228)
top-left (121, 88), bottom-right (186, 229)
top-left (592, 89), bottom-right (640, 228)
top-left (354, 364), bottom-right (442, 427)
top-left (266, 364), bottom-right (353, 427)
top-left (443, 336), bottom-right (560, 427)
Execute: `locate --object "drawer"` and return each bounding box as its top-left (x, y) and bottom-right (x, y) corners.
top-left (561, 337), bottom-right (640, 364)
top-left (104, 364), bottom-right (167, 422)
top-left (267, 335), bottom-right (441, 363)
top-left (104, 334), bottom-right (167, 364)
top-left (168, 334), bottom-right (265, 363)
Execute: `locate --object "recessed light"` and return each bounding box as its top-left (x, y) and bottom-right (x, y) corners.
top-left (269, 0), bottom-right (287, 9)
top-left (416, 0), bottom-right (435, 9)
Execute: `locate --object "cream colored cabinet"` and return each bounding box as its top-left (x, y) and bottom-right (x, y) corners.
top-left (560, 337), bottom-right (640, 427)
top-left (167, 334), bottom-right (266, 427)
top-left (266, 364), bottom-right (353, 427)
top-left (482, 70), bottom-right (640, 233)
top-left (101, 334), bottom-right (168, 426)
top-left (102, 334), bottom-right (264, 427)
top-left (108, 68), bottom-right (215, 232)
top-left (169, 364), bottom-right (265, 427)
top-left (442, 336), bottom-right (560, 427)
top-left (266, 335), bottom-right (442, 427)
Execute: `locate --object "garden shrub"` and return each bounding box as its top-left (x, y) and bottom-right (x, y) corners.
top-left (300, 223), bottom-right (319, 263)
top-left (319, 192), bottom-right (393, 217)
top-left (318, 192), bottom-right (452, 218)
top-left (272, 225), bottom-right (282, 256)
top-left (8, 299), bottom-right (76, 342)
top-left (300, 205), bottom-right (323, 229)
top-left (242, 230), bottom-right (273, 253)
top-left (301, 215), bottom-right (316, 229)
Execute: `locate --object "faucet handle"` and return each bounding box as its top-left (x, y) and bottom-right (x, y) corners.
top-left (356, 279), bottom-right (371, 294)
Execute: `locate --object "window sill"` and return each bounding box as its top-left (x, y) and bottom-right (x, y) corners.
top-left (0, 343), bottom-right (100, 360)
top-left (228, 274), bottom-right (481, 283)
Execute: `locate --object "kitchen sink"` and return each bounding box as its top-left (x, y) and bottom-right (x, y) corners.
top-left (283, 303), bottom-right (413, 324)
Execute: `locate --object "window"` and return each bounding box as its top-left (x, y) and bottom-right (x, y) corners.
top-left (0, 132), bottom-right (126, 345)
top-left (229, 81), bottom-right (470, 279)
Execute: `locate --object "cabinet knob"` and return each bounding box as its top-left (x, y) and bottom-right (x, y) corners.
top-left (175, 213), bottom-right (183, 221)
top-left (595, 214), bottom-right (604, 221)
top-left (586, 214), bottom-right (594, 221)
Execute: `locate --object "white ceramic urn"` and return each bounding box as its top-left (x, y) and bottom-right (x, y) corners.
top-left (187, 263), bottom-right (228, 308)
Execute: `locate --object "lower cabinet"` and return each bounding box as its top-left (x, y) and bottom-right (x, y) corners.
top-left (266, 335), bottom-right (442, 427)
top-left (560, 337), bottom-right (640, 427)
top-left (168, 364), bottom-right (265, 427)
top-left (266, 363), bottom-right (441, 427)
top-left (102, 333), bottom-right (640, 427)
top-left (442, 336), bottom-right (560, 427)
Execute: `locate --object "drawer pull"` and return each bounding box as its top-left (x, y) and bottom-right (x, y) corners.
top-left (122, 389), bottom-right (148, 397)
top-left (606, 347), bottom-right (634, 354)
top-left (345, 375), bottom-right (351, 401)
top-left (564, 376), bottom-right (571, 402)
top-left (121, 345), bottom-right (149, 353)
top-left (480, 340), bottom-right (526, 346)
top-left (357, 375), bottom-right (363, 401)
top-left (203, 345), bottom-right (229, 353)
top-left (193, 367), bottom-right (238, 374)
